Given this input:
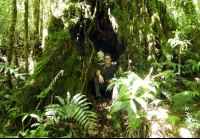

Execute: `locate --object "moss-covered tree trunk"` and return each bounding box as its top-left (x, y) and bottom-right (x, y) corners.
top-left (12, 1), bottom-right (179, 132)
top-left (40, 0), bottom-right (43, 40)
top-left (24, 0), bottom-right (29, 78)
top-left (6, 0), bottom-right (17, 89)
top-left (33, 0), bottom-right (40, 57)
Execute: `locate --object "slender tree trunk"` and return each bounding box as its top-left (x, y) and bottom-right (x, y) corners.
top-left (34, 0), bottom-right (40, 40)
top-left (24, 0), bottom-right (29, 79)
top-left (6, 0), bottom-right (17, 89)
top-left (178, 45), bottom-right (181, 77)
top-left (13, 45), bottom-right (19, 67)
top-left (33, 0), bottom-right (40, 57)
top-left (40, 0), bottom-right (43, 41)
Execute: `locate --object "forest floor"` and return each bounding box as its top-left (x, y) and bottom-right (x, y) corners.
top-left (91, 97), bottom-right (125, 138)
top-left (1, 53), bottom-right (200, 138)
top-left (87, 96), bottom-right (199, 138)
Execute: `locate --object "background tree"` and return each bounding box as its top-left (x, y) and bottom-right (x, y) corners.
top-left (6, 0), bottom-right (17, 88)
top-left (24, 0), bottom-right (29, 79)
top-left (33, 0), bottom-right (40, 58)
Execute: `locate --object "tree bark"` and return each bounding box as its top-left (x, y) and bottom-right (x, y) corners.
top-left (33, 0), bottom-right (40, 57)
top-left (24, 0), bottom-right (29, 79)
top-left (6, 0), bottom-right (17, 88)
top-left (40, 0), bottom-right (43, 41)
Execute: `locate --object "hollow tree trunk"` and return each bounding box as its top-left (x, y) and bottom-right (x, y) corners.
top-left (13, 0), bottom-right (177, 128)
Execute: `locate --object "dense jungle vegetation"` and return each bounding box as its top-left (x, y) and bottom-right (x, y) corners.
top-left (1, 0), bottom-right (200, 138)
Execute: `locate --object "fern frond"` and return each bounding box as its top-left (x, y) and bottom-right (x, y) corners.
top-left (161, 88), bottom-right (172, 100)
top-left (130, 118), bottom-right (143, 134)
top-left (168, 115), bottom-right (180, 127)
top-left (152, 70), bottom-right (175, 79)
top-left (36, 70), bottom-right (64, 99)
top-left (29, 59), bottom-right (49, 80)
top-left (45, 93), bottom-right (97, 131)
top-left (55, 96), bottom-right (65, 106)
top-left (173, 91), bottom-right (199, 107)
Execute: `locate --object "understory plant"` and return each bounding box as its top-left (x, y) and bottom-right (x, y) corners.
top-left (20, 92), bottom-right (97, 138)
top-left (107, 68), bottom-right (158, 137)
top-left (107, 64), bottom-right (200, 137)
top-left (0, 62), bottom-right (27, 133)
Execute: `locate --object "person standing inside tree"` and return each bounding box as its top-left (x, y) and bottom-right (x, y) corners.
top-left (94, 53), bottom-right (116, 102)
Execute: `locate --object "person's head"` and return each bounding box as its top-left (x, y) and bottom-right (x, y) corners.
top-left (104, 53), bottom-right (112, 64)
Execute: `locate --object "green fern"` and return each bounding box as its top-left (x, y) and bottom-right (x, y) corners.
top-left (168, 115), bottom-right (180, 127)
top-left (35, 70), bottom-right (64, 99)
top-left (182, 59), bottom-right (200, 74)
top-left (158, 87), bottom-right (172, 100)
top-left (22, 92), bottom-right (97, 137)
top-left (130, 118), bottom-right (143, 134)
top-left (173, 91), bottom-right (199, 107)
top-left (45, 92), bottom-right (97, 130)
top-left (29, 59), bottom-right (48, 80)
top-left (152, 70), bottom-right (176, 79)
top-left (161, 61), bottom-right (178, 70)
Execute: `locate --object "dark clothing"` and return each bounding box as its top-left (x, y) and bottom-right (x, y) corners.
top-left (94, 64), bottom-right (115, 99)
top-left (97, 64), bottom-right (115, 83)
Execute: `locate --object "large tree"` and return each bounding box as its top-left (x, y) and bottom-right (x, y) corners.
top-left (5, 0), bottom-right (200, 134)
top-left (16, 0), bottom-right (176, 112)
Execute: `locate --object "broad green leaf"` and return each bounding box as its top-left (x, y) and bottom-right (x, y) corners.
top-left (117, 84), bottom-right (128, 101)
top-left (130, 100), bottom-right (137, 113)
top-left (120, 94), bottom-right (132, 100)
top-left (132, 80), bottom-right (142, 96)
top-left (110, 100), bottom-right (130, 114)
top-left (135, 97), bottom-right (147, 112)
top-left (127, 104), bottom-right (134, 127)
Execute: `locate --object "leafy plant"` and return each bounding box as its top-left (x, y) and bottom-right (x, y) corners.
top-left (35, 70), bottom-right (64, 99)
top-left (107, 70), bottom-right (157, 135)
top-left (172, 91), bottom-right (199, 110)
top-left (0, 62), bottom-right (27, 118)
top-left (21, 92), bottom-right (97, 138)
top-left (0, 62), bottom-right (28, 81)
